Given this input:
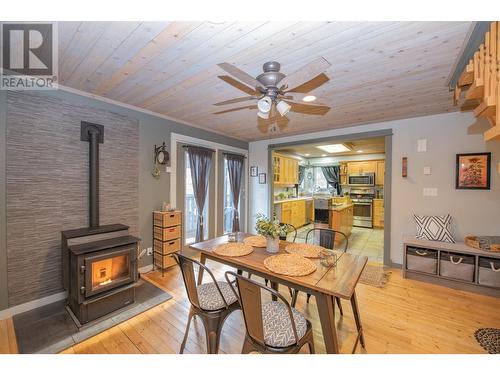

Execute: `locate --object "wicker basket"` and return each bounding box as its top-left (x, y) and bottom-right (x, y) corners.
top-left (465, 236), bottom-right (500, 252)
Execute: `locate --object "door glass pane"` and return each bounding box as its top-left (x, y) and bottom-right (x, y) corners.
top-left (91, 254), bottom-right (129, 292)
top-left (185, 151), bottom-right (209, 244)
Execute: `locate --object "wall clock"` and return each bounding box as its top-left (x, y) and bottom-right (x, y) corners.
top-left (154, 142), bottom-right (169, 165)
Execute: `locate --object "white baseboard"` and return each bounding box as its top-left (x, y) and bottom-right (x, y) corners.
top-left (138, 264), bottom-right (154, 274)
top-left (0, 291), bottom-right (67, 320)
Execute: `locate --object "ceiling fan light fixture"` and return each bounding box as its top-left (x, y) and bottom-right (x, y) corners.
top-left (302, 95), bottom-right (316, 102)
top-left (257, 96), bottom-right (272, 114)
top-left (276, 100), bottom-right (291, 116)
top-left (257, 110), bottom-right (270, 119)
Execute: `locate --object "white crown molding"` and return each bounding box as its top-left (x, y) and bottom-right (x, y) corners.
top-left (57, 84), bottom-right (247, 142)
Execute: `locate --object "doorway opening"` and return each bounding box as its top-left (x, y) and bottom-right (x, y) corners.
top-left (269, 130), bottom-right (391, 265)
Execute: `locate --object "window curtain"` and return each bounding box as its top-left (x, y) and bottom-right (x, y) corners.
top-left (298, 165), bottom-right (306, 185)
top-left (186, 146), bottom-right (214, 242)
top-left (225, 153), bottom-right (245, 232)
top-left (321, 165), bottom-right (342, 195)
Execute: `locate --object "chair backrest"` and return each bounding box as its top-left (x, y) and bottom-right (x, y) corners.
top-left (305, 228), bottom-right (348, 252)
top-left (279, 223), bottom-right (297, 242)
top-left (224, 271), bottom-right (299, 348)
top-left (173, 252), bottom-right (230, 311)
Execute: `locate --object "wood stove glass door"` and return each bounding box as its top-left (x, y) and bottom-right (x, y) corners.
top-left (84, 247), bottom-right (134, 298)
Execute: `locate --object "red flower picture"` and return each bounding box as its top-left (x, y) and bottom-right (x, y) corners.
top-left (456, 153), bottom-right (491, 190)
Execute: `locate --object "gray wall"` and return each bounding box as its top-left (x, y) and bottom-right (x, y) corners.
top-left (248, 111), bottom-right (500, 265)
top-left (5, 91), bottom-right (139, 306)
top-left (0, 88), bottom-right (247, 310)
top-left (0, 91), bottom-right (7, 310)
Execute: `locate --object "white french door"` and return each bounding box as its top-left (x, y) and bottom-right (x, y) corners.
top-left (170, 134), bottom-right (248, 246)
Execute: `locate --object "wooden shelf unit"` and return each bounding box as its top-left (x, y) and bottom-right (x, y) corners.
top-left (403, 236), bottom-right (500, 297)
top-left (153, 210), bottom-right (182, 275)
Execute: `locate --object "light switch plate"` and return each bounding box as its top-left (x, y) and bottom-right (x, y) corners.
top-left (423, 187), bottom-right (438, 196)
top-left (417, 139), bottom-right (427, 152)
top-left (165, 166), bottom-right (171, 173)
top-left (423, 166), bottom-right (431, 175)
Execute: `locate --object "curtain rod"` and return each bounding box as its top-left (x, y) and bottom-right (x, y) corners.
top-left (223, 152), bottom-right (247, 159)
top-left (182, 144), bottom-right (215, 152)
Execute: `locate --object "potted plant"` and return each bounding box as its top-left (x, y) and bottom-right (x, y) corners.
top-left (255, 213), bottom-right (280, 253)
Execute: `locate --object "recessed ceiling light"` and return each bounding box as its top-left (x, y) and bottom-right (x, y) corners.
top-left (321, 154), bottom-right (327, 157)
top-left (357, 150), bottom-right (363, 153)
top-left (316, 144), bottom-right (351, 153)
top-left (304, 153), bottom-right (310, 157)
top-left (302, 95), bottom-right (316, 102)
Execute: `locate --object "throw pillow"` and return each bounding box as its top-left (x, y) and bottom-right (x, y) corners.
top-left (413, 214), bottom-right (455, 243)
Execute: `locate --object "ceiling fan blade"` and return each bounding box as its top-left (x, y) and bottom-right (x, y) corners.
top-left (285, 73), bottom-right (330, 94)
top-left (214, 96), bottom-right (257, 106)
top-left (218, 75), bottom-right (259, 96)
top-left (214, 105), bottom-right (257, 115)
top-left (285, 101), bottom-right (331, 116)
top-left (217, 63), bottom-right (264, 90)
top-left (279, 57), bottom-right (331, 92)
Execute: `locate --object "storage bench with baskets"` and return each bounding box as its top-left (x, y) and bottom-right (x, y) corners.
top-left (403, 236), bottom-right (500, 297)
top-left (153, 210), bottom-right (182, 275)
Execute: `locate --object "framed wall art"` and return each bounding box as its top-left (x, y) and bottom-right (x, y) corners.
top-left (455, 152), bottom-right (491, 190)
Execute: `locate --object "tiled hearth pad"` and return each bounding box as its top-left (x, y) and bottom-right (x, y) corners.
top-left (13, 279), bottom-right (172, 353)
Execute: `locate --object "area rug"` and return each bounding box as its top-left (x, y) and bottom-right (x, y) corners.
top-left (474, 328), bottom-right (500, 354)
top-left (13, 278), bottom-right (172, 354)
top-left (359, 263), bottom-right (391, 287)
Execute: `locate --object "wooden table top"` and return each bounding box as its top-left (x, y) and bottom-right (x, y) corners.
top-left (189, 233), bottom-right (368, 299)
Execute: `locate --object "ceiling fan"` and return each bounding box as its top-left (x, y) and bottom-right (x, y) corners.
top-left (214, 58), bottom-right (332, 132)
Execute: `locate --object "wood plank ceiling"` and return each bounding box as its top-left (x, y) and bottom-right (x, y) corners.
top-left (58, 21), bottom-right (472, 141)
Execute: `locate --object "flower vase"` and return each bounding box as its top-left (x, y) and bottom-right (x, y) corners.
top-left (266, 236), bottom-right (280, 254)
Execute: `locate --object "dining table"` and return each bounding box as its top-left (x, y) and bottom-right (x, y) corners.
top-left (189, 232), bottom-right (368, 354)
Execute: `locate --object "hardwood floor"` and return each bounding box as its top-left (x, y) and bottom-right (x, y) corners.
top-left (1, 256), bottom-right (499, 354)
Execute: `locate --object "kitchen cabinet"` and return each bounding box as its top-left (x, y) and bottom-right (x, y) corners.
top-left (376, 161), bottom-right (385, 185)
top-left (373, 199), bottom-right (384, 228)
top-left (272, 153), bottom-right (299, 185)
top-left (275, 199), bottom-right (307, 228)
top-left (348, 161), bottom-right (376, 175)
top-left (329, 204), bottom-right (354, 246)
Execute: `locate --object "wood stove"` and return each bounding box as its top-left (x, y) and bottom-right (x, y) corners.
top-left (62, 122), bottom-right (139, 326)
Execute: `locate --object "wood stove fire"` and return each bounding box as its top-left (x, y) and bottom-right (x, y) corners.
top-left (61, 122), bottom-right (139, 327)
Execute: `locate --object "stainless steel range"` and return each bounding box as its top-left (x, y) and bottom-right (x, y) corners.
top-left (349, 188), bottom-right (375, 228)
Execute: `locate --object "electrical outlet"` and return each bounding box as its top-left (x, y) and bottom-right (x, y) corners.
top-left (147, 247), bottom-right (153, 256)
top-left (423, 188), bottom-right (438, 197)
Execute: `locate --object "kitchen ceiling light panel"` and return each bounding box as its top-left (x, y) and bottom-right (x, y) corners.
top-left (316, 144), bottom-right (351, 153)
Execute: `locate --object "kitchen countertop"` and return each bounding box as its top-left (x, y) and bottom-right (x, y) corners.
top-left (273, 196), bottom-right (313, 204)
top-left (329, 202), bottom-right (354, 211)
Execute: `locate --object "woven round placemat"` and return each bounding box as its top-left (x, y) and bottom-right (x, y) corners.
top-left (243, 235), bottom-right (267, 248)
top-left (284, 243), bottom-right (324, 258)
top-left (213, 243), bottom-right (254, 257)
top-left (263, 254), bottom-right (317, 276)
top-left (474, 328), bottom-right (500, 354)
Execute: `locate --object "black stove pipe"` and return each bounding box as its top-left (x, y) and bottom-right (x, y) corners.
top-left (81, 121), bottom-right (104, 228)
top-left (88, 128), bottom-right (99, 228)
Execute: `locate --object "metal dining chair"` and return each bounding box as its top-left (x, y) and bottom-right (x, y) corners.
top-left (279, 223), bottom-right (297, 243)
top-left (291, 228), bottom-right (348, 314)
top-left (225, 271), bottom-right (315, 354)
top-left (174, 253), bottom-right (240, 354)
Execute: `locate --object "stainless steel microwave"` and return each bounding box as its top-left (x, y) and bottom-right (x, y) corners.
top-left (348, 173), bottom-right (375, 186)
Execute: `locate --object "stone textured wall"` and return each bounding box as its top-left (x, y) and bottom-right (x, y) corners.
top-left (6, 91), bottom-right (139, 306)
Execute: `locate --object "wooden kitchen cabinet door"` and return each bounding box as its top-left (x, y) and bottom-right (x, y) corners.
top-left (376, 161), bottom-right (385, 185)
